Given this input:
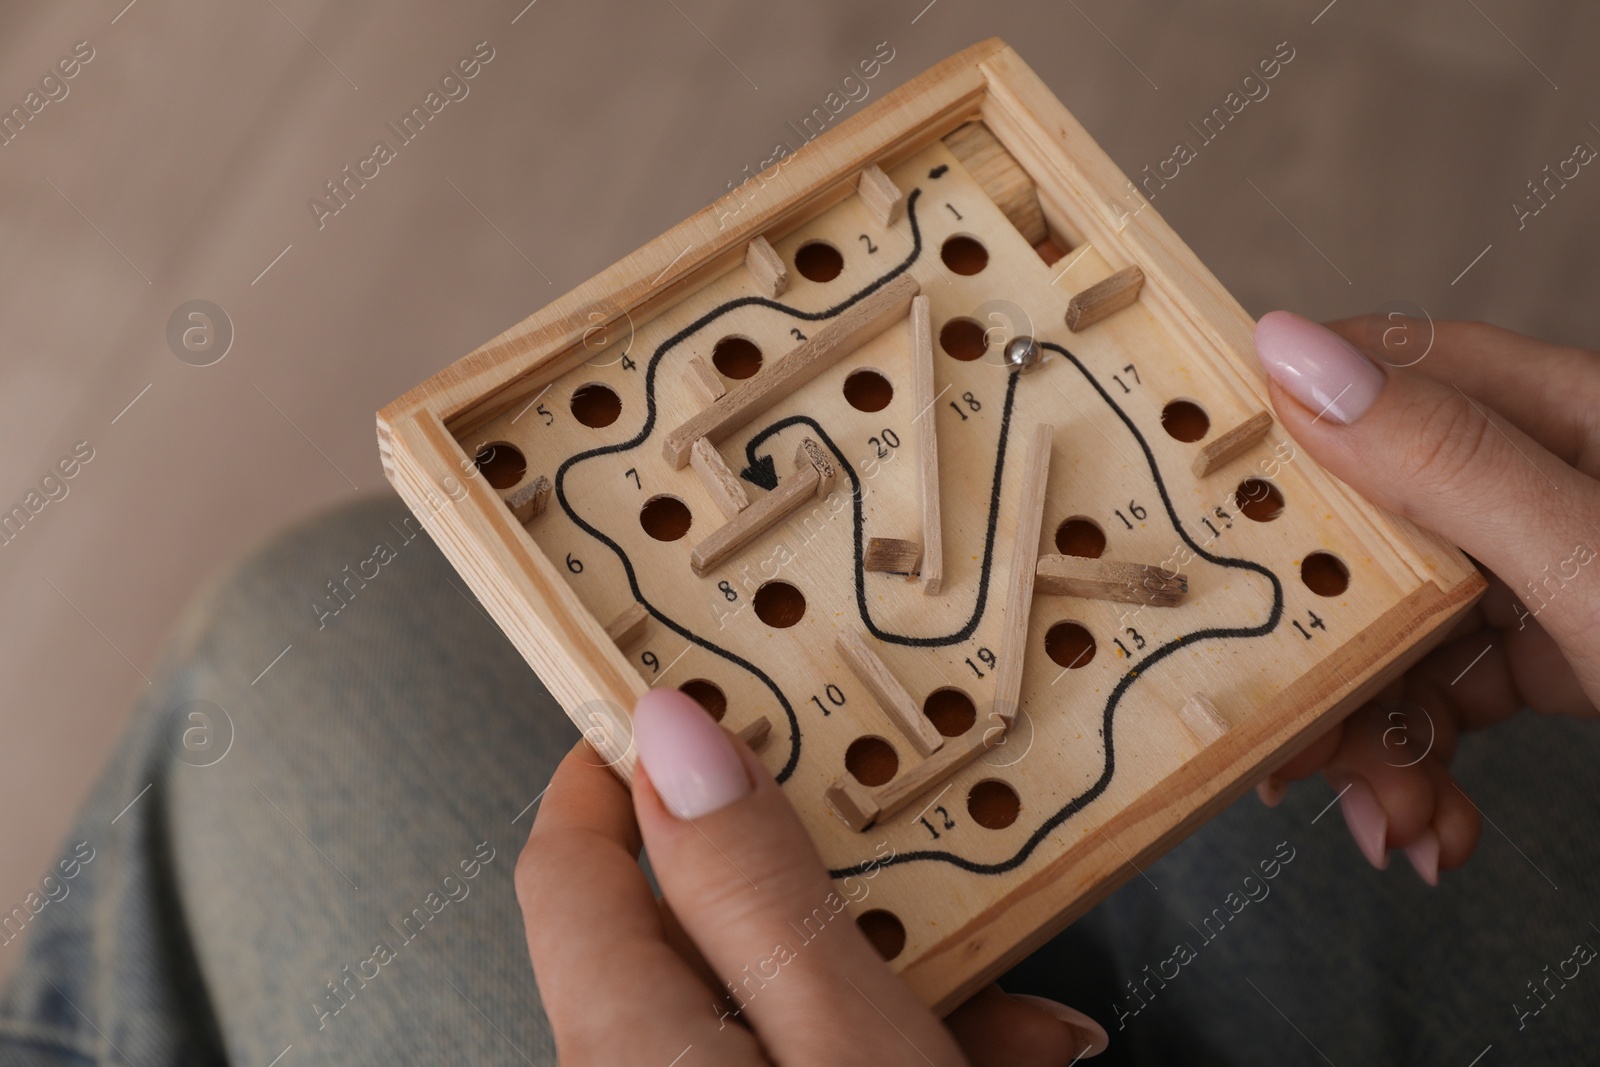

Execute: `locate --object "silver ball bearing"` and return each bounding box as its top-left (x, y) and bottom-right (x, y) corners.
top-left (1004, 334), bottom-right (1041, 371)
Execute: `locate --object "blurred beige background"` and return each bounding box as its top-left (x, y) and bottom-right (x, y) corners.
top-left (2, 0), bottom-right (1596, 981)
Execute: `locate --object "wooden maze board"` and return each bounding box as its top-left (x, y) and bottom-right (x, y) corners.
top-left (378, 40), bottom-right (1485, 1010)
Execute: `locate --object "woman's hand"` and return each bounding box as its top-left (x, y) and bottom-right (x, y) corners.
top-left (1251, 311), bottom-right (1600, 883)
top-left (516, 688), bottom-right (1108, 1065)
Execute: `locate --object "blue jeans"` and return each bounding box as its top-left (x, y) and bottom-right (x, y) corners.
top-left (3, 498), bottom-right (1595, 1065)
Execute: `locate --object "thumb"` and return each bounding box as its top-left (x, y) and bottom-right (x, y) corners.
top-left (629, 688), bottom-right (968, 1064)
top-left (1254, 311), bottom-right (1600, 686)
top-left (630, 688), bottom-right (1106, 1062)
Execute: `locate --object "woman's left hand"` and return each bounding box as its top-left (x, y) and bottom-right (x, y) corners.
top-left (516, 687), bottom-right (1108, 1065)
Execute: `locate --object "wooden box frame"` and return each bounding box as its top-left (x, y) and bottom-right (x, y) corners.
top-left (378, 39), bottom-right (1484, 1011)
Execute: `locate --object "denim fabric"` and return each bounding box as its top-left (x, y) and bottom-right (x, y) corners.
top-left (1005, 715), bottom-right (1600, 1066)
top-left (2, 497), bottom-right (1595, 1065)
top-left (1, 498), bottom-right (572, 1065)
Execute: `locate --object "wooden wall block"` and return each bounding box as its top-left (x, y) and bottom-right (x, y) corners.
top-left (737, 716), bottom-right (772, 752)
top-left (1065, 265), bottom-right (1145, 332)
top-left (1192, 411), bottom-right (1274, 477)
top-left (682, 355), bottom-right (726, 408)
top-left (909, 293), bottom-right (943, 595)
top-left (604, 602), bottom-right (648, 647)
top-left (1179, 694), bottom-right (1230, 746)
top-left (745, 234), bottom-right (788, 298)
top-left (992, 423), bottom-right (1053, 725)
top-left (505, 475), bottom-right (551, 523)
top-left (836, 628), bottom-right (943, 757)
top-left (858, 163), bottom-right (905, 225)
top-left (1035, 555), bottom-right (1187, 606)
top-left (864, 537), bottom-right (922, 575)
top-left (689, 437), bottom-right (750, 519)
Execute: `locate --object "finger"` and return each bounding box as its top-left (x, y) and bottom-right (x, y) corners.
top-left (1396, 758), bottom-right (1483, 882)
top-left (1477, 575), bottom-right (1593, 715)
top-left (1254, 311), bottom-right (1600, 697)
top-left (519, 740), bottom-right (761, 1064)
top-left (1255, 714), bottom-right (1346, 807)
top-left (1260, 635), bottom-right (1469, 802)
top-left (946, 985), bottom-right (1108, 1064)
top-left (1430, 763), bottom-right (1482, 872)
top-left (1403, 628), bottom-right (1522, 737)
top-left (1314, 686), bottom-right (1489, 880)
top-left (1266, 718), bottom-right (1344, 785)
top-left (1322, 704), bottom-right (1443, 864)
top-left (1325, 316), bottom-right (1600, 471)
top-left (631, 687), bottom-right (969, 1065)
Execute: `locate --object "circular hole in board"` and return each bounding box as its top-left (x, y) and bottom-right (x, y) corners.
top-left (940, 234), bottom-right (989, 275)
top-left (473, 441), bottom-right (526, 490)
top-left (1161, 399), bottom-right (1211, 443)
top-left (1235, 478), bottom-right (1286, 523)
top-left (967, 779), bottom-right (1021, 829)
top-left (939, 317), bottom-right (989, 362)
top-left (843, 369), bottom-right (894, 412)
top-left (845, 735), bottom-right (898, 786)
top-left (678, 679), bottom-right (727, 722)
top-left (712, 336), bottom-right (763, 380)
top-left (1054, 517), bottom-right (1106, 558)
top-left (1301, 551), bottom-right (1350, 597)
top-left (570, 382), bottom-right (622, 428)
top-left (857, 909), bottom-right (907, 961)
top-left (752, 580), bottom-right (806, 627)
top-left (639, 495), bottom-right (693, 541)
top-left (923, 687), bottom-right (977, 737)
top-left (1044, 621), bottom-right (1096, 669)
top-left (795, 240), bottom-right (844, 282)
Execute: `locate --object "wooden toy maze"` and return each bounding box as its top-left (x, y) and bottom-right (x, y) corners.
top-left (377, 40), bottom-right (1485, 1011)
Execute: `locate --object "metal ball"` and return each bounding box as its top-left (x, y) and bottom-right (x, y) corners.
top-left (1004, 335), bottom-right (1041, 371)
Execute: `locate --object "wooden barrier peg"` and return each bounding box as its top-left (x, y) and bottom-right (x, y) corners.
top-left (826, 775), bottom-right (880, 830)
top-left (1035, 555), bottom-right (1187, 606)
top-left (604, 602), bottom-right (649, 647)
top-left (506, 475), bottom-right (551, 523)
top-left (909, 293), bottom-right (944, 594)
top-left (992, 424), bottom-right (1054, 725)
top-left (745, 235), bottom-right (788, 298)
top-left (835, 629), bottom-right (943, 757)
top-left (858, 163), bottom-right (905, 225)
top-left (682, 355), bottom-right (726, 408)
top-left (1192, 411), bottom-right (1274, 477)
top-left (689, 439), bottom-right (835, 576)
top-left (663, 273), bottom-right (919, 467)
top-left (864, 537), bottom-right (922, 575)
top-left (1065, 265), bottom-right (1145, 332)
top-left (689, 437), bottom-right (750, 519)
top-left (736, 716), bottom-right (772, 752)
top-left (827, 723), bottom-right (1009, 832)
top-left (1179, 694), bottom-right (1229, 745)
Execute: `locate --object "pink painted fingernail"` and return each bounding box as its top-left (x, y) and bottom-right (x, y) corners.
top-left (1404, 830), bottom-right (1440, 887)
top-left (633, 688), bottom-right (751, 820)
top-left (1011, 995), bottom-right (1109, 1058)
top-left (1329, 772), bottom-right (1389, 870)
top-left (1256, 777), bottom-right (1288, 808)
top-left (1254, 311), bottom-right (1386, 425)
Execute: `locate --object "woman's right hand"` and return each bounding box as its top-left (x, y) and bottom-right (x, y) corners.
top-left (1250, 312), bottom-right (1600, 883)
